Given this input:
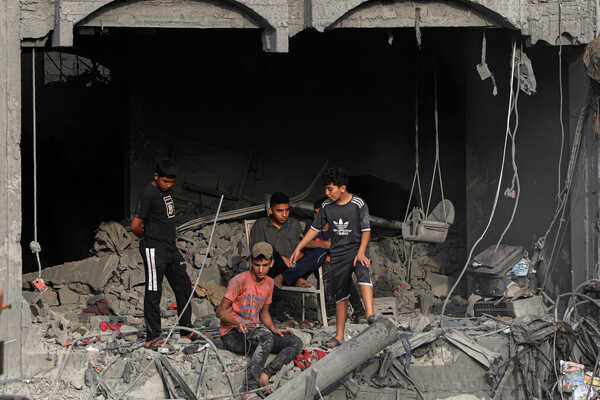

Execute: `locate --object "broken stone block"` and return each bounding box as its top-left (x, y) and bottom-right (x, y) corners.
top-left (191, 298), bottom-right (214, 320)
top-left (129, 266), bottom-right (146, 287)
top-left (22, 290), bottom-right (41, 306)
top-left (204, 285), bottom-right (226, 306)
top-left (381, 239), bottom-right (399, 262)
top-left (23, 254), bottom-right (119, 292)
top-left (419, 294), bottom-right (434, 314)
top-left (58, 287), bottom-right (80, 306)
top-left (409, 314), bottom-right (431, 333)
top-left (92, 221), bottom-right (132, 255)
top-left (287, 328), bottom-right (311, 347)
top-left (425, 272), bottom-right (452, 298)
top-left (196, 264), bottom-right (222, 287)
top-left (512, 295), bottom-right (546, 318)
top-left (42, 290), bottom-right (60, 307)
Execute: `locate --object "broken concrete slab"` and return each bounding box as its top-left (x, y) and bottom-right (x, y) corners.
top-left (426, 271), bottom-right (454, 298)
top-left (92, 221), bottom-right (133, 255)
top-left (58, 287), bottom-right (80, 306)
top-left (191, 298), bottom-right (214, 320)
top-left (204, 285), bottom-right (226, 306)
top-left (511, 295), bottom-right (546, 318)
top-left (23, 254), bottom-right (120, 292)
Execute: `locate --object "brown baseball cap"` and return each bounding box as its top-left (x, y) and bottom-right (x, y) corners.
top-left (251, 242), bottom-right (273, 259)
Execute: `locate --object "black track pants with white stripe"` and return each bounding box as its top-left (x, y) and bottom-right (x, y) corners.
top-left (140, 242), bottom-right (193, 340)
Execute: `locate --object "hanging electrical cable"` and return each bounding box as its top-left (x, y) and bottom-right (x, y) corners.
top-left (28, 48), bottom-right (47, 294)
top-left (496, 44), bottom-right (523, 248)
top-left (441, 40), bottom-right (517, 331)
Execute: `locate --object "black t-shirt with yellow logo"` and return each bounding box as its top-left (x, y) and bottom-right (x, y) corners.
top-left (135, 182), bottom-right (177, 248)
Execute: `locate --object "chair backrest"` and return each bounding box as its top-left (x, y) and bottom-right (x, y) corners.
top-left (244, 219), bottom-right (257, 253)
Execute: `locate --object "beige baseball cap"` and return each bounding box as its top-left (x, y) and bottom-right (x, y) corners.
top-left (251, 242), bottom-right (273, 259)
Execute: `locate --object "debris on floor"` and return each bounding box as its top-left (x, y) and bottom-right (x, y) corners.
top-left (10, 220), bottom-right (600, 400)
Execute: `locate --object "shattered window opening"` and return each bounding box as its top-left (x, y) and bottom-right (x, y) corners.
top-left (44, 51), bottom-right (111, 87)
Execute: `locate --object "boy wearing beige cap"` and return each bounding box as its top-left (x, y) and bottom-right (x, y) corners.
top-left (216, 242), bottom-right (303, 396)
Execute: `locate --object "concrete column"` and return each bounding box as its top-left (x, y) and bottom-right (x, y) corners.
top-left (0, 0), bottom-right (23, 378)
top-left (568, 48), bottom-right (596, 290)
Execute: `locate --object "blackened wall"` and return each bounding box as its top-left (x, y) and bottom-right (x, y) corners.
top-left (460, 30), bottom-right (578, 294)
top-left (122, 28), bottom-right (468, 232)
top-left (20, 48), bottom-right (128, 272)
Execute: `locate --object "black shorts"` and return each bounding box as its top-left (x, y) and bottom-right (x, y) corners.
top-left (331, 251), bottom-right (373, 303)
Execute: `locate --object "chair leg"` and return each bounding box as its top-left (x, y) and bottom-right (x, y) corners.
top-left (318, 267), bottom-right (328, 327)
top-left (301, 294), bottom-right (305, 322)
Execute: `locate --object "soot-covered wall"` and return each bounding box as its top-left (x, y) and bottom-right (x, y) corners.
top-left (458, 30), bottom-right (580, 295)
top-left (20, 47), bottom-right (128, 272)
top-left (123, 28), bottom-right (467, 232)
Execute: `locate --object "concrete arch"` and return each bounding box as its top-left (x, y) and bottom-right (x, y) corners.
top-left (310, 0), bottom-right (517, 33)
top-left (52, 0), bottom-right (288, 52)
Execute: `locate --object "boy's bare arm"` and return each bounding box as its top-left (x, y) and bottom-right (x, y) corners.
top-left (260, 304), bottom-right (290, 336)
top-left (303, 237), bottom-right (331, 250)
top-left (354, 231), bottom-right (371, 268)
top-left (130, 217), bottom-right (144, 237)
top-left (216, 298), bottom-right (248, 333)
top-left (290, 229), bottom-right (320, 262)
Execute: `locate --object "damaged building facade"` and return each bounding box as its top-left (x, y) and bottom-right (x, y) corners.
top-left (1, 0), bottom-right (600, 397)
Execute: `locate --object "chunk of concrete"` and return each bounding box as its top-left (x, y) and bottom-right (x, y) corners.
top-left (204, 285), bottom-right (226, 306)
top-left (512, 295), bottom-right (546, 318)
top-left (23, 254), bottom-right (119, 292)
top-left (425, 272), bottom-right (453, 298)
top-left (191, 298), bottom-right (214, 320)
top-left (41, 290), bottom-right (60, 307)
top-left (58, 287), bottom-right (80, 306)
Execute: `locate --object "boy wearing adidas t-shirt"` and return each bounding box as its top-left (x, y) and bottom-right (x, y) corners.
top-left (290, 167), bottom-right (375, 348)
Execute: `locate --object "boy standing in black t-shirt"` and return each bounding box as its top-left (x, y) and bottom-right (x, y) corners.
top-left (291, 168), bottom-right (375, 348)
top-left (130, 160), bottom-right (199, 349)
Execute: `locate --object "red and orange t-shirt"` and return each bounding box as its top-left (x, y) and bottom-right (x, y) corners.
top-left (220, 271), bottom-right (274, 336)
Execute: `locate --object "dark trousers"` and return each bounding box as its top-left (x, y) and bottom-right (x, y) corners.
top-left (140, 242), bottom-right (193, 340)
top-left (268, 249), bottom-right (327, 286)
top-left (222, 327), bottom-right (303, 390)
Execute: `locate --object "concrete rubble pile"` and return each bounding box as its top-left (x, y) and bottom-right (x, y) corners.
top-left (13, 220), bottom-right (600, 400)
top-left (21, 219), bottom-right (465, 329)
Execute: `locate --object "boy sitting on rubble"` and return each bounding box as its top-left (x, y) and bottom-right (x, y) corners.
top-left (291, 167), bottom-right (375, 348)
top-left (216, 242), bottom-right (303, 397)
top-left (250, 192), bottom-right (314, 288)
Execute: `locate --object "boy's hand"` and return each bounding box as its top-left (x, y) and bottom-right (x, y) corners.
top-left (281, 256), bottom-right (294, 268)
top-left (236, 320), bottom-right (249, 334)
top-left (290, 248), bottom-right (302, 264)
top-left (271, 328), bottom-right (291, 336)
top-left (353, 252), bottom-right (371, 268)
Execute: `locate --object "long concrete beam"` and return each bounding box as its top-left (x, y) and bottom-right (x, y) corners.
top-left (266, 317), bottom-right (400, 400)
top-left (20, 0), bottom-right (598, 49)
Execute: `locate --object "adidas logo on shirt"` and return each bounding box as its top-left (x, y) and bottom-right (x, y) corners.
top-left (333, 218), bottom-right (352, 236)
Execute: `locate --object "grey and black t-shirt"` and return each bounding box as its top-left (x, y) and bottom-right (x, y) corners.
top-left (310, 195), bottom-right (370, 257)
top-left (135, 182), bottom-right (177, 248)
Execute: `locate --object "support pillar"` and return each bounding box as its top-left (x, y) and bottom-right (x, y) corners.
top-left (0, 0), bottom-right (23, 378)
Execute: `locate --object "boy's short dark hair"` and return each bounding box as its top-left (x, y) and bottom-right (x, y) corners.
top-left (155, 159), bottom-right (177, 178)
top-left (323, 167), bottom-right (348, 188)
top-left (270, 192), bottom-right (290, 207)
top-left (313, 197), bottom-right (329, 210)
